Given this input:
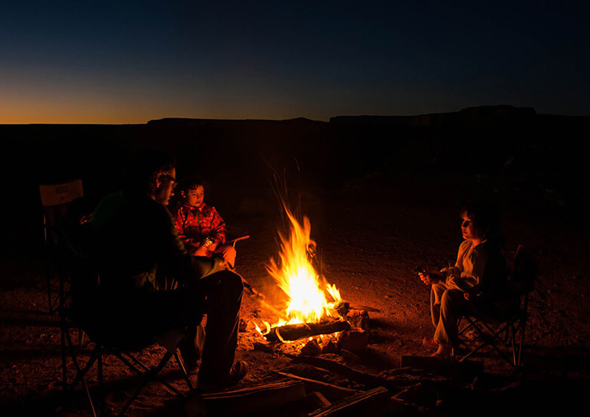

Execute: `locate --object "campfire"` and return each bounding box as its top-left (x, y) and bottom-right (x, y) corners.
top-left (255, 204), bottom-right (369, 352)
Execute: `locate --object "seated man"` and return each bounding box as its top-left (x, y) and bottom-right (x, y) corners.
top-left (418, 202), bottom-right (510, 358)
top-left (89, 149), bottom-right (247, 390)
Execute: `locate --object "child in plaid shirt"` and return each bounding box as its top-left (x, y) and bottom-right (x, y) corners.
top-left (173, 176), bottom-right (226, 257)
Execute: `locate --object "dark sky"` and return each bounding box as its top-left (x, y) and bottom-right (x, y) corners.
top-left (2, 0), bottom-right (589, 123)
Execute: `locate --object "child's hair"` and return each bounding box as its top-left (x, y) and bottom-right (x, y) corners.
top-left (179, 174), bottom-right (209, 195)
top-left (460, 201), bottom-right (501, 239)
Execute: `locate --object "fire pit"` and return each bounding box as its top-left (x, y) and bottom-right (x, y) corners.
top-left (253, 204), bottom-right (370, 353)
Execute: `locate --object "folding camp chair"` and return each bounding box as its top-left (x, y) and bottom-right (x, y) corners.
top-left (57, 209), bottom-right (195, 416)
top-left (39, 179), bottom-right (85, 313)
top-left (457, 245), bottom-right (537, 369)
top-left (61, 304), bottom-right (194, 417)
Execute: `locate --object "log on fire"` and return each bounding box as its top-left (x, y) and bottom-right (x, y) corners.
top-left (264, 320), bottom-right (352, 342)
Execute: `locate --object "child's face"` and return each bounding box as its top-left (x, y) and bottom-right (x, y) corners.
top-left (184, 185), bottom-right (205, 208)
top-left (461, 214), bottom-right (485, 242)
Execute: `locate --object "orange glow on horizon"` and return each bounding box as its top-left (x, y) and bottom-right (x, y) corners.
top-left (0, 93), bottom-right (326, 124)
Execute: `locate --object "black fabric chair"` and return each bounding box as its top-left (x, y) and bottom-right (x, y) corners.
top-left (57, 209), bottom-right (195, 416)
top-left (39, 179), bottom-right (85, 313)
top-left (456, 245), bottom-right (537, 369)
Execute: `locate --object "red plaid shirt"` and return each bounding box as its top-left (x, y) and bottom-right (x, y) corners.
top-left (173, 202), bottom-right (226, 252)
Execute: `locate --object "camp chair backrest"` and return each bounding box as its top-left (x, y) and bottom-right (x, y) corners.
top-left (510, 245), bottom-right (537, 295)
top-left (40, 179), bottom-right (84, 244)
top-left (40, 179), bottom-right (84, 207)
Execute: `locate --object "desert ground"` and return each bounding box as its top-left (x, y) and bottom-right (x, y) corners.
top-left (1, 111), bottom-right (590, 415)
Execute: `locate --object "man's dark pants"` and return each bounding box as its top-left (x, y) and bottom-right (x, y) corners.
top-left (101, 270), bottom-right (243, 385)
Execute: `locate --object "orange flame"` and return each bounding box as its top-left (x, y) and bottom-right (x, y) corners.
top-left (265, 206), bottom-right (341, 328)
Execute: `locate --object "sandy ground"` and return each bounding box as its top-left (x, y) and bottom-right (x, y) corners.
top-left (2, 171), bottom-right (590, 416)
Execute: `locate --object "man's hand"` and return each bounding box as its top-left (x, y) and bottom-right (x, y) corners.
top-left (218, 245), bottom-right (237, 269)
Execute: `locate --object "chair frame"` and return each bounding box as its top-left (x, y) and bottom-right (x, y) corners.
top-left (457, 245), bottom-right (536, 370)
top-left (61, 310), bottom-right (193, 417)
top-left (40, 179), bottom-right (84, 314)
top-left (53, 197), bottom-right (194, 416)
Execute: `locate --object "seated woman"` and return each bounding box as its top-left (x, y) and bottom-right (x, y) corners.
top-left (172, 175), bottom-right (229, 259)
top-left (418, 202), bottom-right (510, 358)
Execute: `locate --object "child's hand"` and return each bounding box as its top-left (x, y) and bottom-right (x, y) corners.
top-left (194, 246), bottom-right (210, 257)
top-left (418, 270), bottom-right (444, 285)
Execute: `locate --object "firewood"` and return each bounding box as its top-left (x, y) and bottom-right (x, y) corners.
top-left (306, 391), bottom-right (332, 408)
top-left (301, 338), bottom-right (322, 356)
top-left (337, 329), bottom-right (368, 352)
top-left (308, 386), bottom-right (392, 416)
top-left (275, 371), bottom-right (361, 401)
top-left (264, 320), bottom-right (351, 342)
top-left (400, 355), bottom-right (483, 378)
top-left (284, 353), bottom-right (395, 390)
top-left (191, 380), bottom-right (306, 416)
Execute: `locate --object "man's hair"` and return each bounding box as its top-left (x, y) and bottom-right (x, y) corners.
top-left (122, 149), bottom-right (176, 194)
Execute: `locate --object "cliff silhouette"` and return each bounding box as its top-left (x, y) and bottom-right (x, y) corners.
top-left (2, 105), bottom-right (588, 255)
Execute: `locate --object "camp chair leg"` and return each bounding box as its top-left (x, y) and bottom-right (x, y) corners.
top-left (513, 317), bottom-right (527, 368)
top-left (175, 352), bottom-right (194, 390)
top-left (115, 350), bottom-right (182, 417)
top-left (46, 270), bottom-right (54, 313)
top-left (61, 315), bottom-right (67, 388)
top-left (458, 317), bottom-right (516, 368)
top-left (97, 345), bottom-right (106, 417)
top-left (61, 323), bottom-right (102, 416)
top-left (62, 327), bottom-right (193, 417)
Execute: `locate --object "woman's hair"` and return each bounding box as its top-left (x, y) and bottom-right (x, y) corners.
top-left (460, 201), bottom-right (501, 239)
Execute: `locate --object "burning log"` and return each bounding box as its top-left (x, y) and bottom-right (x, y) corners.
top-left (264, 320), bottom-right (351, 343)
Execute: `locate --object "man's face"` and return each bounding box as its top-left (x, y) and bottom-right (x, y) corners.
top-left (155, 167), bottom-right (177, 206)
top-left (183, 185), bottom-right (205, 208)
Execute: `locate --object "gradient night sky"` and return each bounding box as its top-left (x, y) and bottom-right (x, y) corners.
top-left (2, 1), bottom-right (589, 124)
